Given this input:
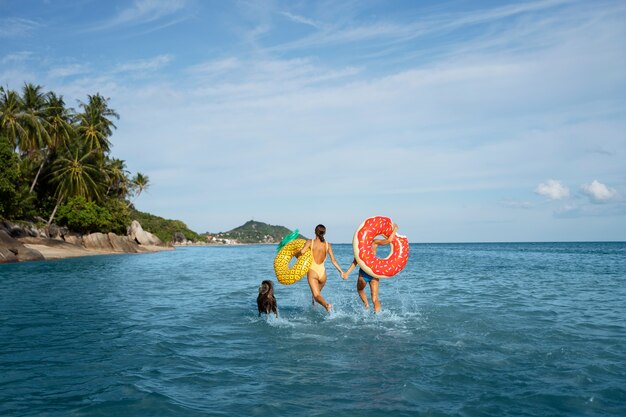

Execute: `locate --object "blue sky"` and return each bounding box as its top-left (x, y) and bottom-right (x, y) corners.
top-left (1, 0), bottom-right (625, 242)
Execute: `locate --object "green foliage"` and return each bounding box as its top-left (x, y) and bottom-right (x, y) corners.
top-left (0, 135), bottom-right (20, 217)
top-left (103, 198), bottom-right (131, 235)
top-left (131, 210), bottom-right (201, 243)
top-left (56, 196), bottom-right (112, 234)
top-left (1, 83), bottom-right (195, 240)
top-left (212, 220), bottom-right (303, 244)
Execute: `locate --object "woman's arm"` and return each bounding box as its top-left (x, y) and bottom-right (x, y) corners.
top-left (373, 223), bottom-right (398, 246)
top-left (327, 243), bottom-right (344, 277)
top-left (342, 258), bottom-right (357, 279)
top-left (296, 239), bottom-right (311, 257)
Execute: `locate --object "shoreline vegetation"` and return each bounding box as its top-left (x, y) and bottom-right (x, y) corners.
top-left (0, 218), bottom-right (302, 264)
top-left (0, 83), bottom-right (300, 264)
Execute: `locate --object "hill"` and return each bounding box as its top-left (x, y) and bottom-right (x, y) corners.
top-left (206, 220), bottom-right (306, 244)
top-left (131, 210), bottom-right (202, 244)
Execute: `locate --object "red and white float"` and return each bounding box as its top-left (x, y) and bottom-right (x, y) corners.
top-left (353, 216), bottom-right (409, 279)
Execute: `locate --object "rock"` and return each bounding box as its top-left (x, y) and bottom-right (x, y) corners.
top-left (108, 233), bottom-right (140, 253)
top-left (0, 220), bottom-right (47, 239)
top-left (0, 248), bottom-right (18, 263)
top-left (48, 224), bottom-right (70, 239)
top-left (82, 232), bottom-right (115, 251)
top-left (16, 245), bottom-right (46, 262)
top-left (63, 233), bottom-right (83, 246)
top-left (0, 229), bottom-right (23, 253)
top-left (0, 230), bottom-right (44, 263)
top-left (173, 231), bottom-right (186, 244)
top-left (128, 220), bottom-right (164, 246)
top-left (81, 232), bottom-right (143, 253)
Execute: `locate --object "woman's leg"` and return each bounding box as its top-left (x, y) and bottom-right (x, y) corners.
top-left (307, 272), bottom-right (331, 312)
top-left (356, 274), bottom-right (369, 309)
top-left (369, 278), bottom-right (381, 313)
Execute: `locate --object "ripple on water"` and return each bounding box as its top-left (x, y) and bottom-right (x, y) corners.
top-left (1, 243), bottom-right (625, 417)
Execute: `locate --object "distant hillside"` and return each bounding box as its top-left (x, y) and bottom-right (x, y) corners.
top-left (131, 210), bottom-right (202, 244)
top-left (207, 220), bottom-right (306, 244)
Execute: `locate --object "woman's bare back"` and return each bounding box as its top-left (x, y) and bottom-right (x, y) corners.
top-left (311, 239), bottom-right (327, 264)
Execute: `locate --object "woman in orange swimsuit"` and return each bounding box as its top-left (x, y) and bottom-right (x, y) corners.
top-left (297, 224), bottom-right (345, 313)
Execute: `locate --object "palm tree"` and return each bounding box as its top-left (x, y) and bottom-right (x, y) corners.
top-left (103, 158), bottom-right (130, 198)
top-left (19, 83), bottom-right (50, 157)
top-left (29, 92), bottom-right (74, 193)
top-left (47, 147), bottom-right (102, 227)
top-left (75, 94), bottom-right (119, 155)
top-left (0, 87), bottom-right (27, 153)
top-left (128, 172), bottom-right (150, 207)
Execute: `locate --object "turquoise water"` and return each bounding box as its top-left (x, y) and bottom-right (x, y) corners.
top-left (1, 242), bottom-right (625, 416)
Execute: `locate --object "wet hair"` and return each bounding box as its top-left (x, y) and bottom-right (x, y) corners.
top-left (257, 280), bottom-right (277, 317)
top-left (315, 224), bottom-right (326, 242)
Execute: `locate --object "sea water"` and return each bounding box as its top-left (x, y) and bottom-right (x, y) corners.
top-left (1, 242), bottom-right (625, 416)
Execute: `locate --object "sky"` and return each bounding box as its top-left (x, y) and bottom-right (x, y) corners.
top-left (1, 0), bottom-right (625, 243)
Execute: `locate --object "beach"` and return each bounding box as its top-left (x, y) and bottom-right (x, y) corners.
top-left (21, 238), bottom-right (172, 260)
top-left (0, 229), bottom-right (172, 264)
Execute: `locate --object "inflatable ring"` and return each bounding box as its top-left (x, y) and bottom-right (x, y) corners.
top-left (353, 216), bottom-right (409, 279)
top-left (274, 239), bottom-right (312, 285)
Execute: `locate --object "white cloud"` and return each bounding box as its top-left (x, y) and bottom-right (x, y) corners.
top-left (48, 64), bottom-right (90, 78)
top-left (1, 51), bottom-right (34, 64)
top-left (581, 180), bottom-right (618, 202)
top-left (271, 0), bottom-right (577, 53)
top-left (535, 180), bottom-right (570, 200)
top-left (280, 11), bottom-right (322, 29)
top-left (113, 55), bottom-right (172, 73)
top-left (89, 0), bottom-right (188, 31)
top-left (0, 17), bottom-right (40, 38)
top-left (188, 58), bottom-right (241, 76)
top-left (113, 0), bottom-right (186, 24)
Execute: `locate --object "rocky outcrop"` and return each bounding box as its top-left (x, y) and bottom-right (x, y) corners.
top-left (1, 220), bottom-right (46, 239)
top-left (108, 233), bottom-right (141, 253)
top-left (80, 232), bottom-right (143, 253)
top-left (0, 230), bottom-right (19, 263)
top-left (0, 230), bottom-right (45, 262)
top-left (82, 232), bottom-right (115, 251)
top-left (128, 220), bottom-right (163, 246)
top-left (63, 234), bottom-right (83, 246)
top-left (47, 224), bottom-right (69, 240)
top-left (0, 220), bottom-right (169, 264)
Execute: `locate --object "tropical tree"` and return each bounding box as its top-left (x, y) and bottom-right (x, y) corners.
top-left (47, 147), bottom-right (102, 227)
top-left (128, 172), bottom-right (150, 207)
top-left (19, 83), bottom-right (50, 157)
top-left (0, 86), bottom-right (27, 153)
top-left (75, 94), bottom-right (119, 155)
top-left (29, 92), bottom-right (74, 193)
top-left (103, 158), bottom-right (129, 198)
top-left (0, 134), bottom-right (20, 217)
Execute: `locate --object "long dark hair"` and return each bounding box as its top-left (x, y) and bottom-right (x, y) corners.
top-left (315, 224), bottom-right (326, 242)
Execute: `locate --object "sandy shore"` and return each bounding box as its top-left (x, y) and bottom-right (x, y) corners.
top-left (23, 243), bottom-right (100, 260)
top-left (20, 239), bottom-right (173, 261)
top-left (1, 221), bottom-right (174, 264)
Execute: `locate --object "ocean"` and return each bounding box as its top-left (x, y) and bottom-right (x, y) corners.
top-left (1, 242), bottom-right (625, 416)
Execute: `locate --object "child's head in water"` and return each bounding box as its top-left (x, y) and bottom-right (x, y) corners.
top-left (257, 280), bottom-right (278, 317)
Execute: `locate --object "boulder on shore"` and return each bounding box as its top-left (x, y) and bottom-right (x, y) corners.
top-left (0, 220), bottom-right (169, 263)
top-left (81, 232), bottom-right (143, 253)
top-left (108, 233), bottom-right (141, 253)
top-left (82, 232), bottom-right (115, 251)
top-left (128, 220), bottom-right (164, 246)
top-left (0, 230), bottom-right (45, 263)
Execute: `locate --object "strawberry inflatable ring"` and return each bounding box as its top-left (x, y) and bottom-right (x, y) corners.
top-left (353, 216), bottom-right (409, 279)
